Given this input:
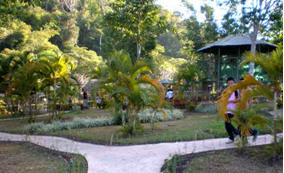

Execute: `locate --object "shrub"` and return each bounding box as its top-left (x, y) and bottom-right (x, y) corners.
top-left (25, 118), bottom-right (115, 133)
top-left (185, 102), bottom-right (197, 112)
top-left (112, 111), bottom-right (123, 125)
top-left (26, 122), bottom-right (45, 133)
top-left (195, 102), bottom-right (217, 113)
top-left (138, 109), bottom-right (184, 123)
top-left (119, 121), bottom-right (144, 136)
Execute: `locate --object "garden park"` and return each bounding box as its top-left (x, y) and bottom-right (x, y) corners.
top-left (0, 0), bottom-right (283, 173)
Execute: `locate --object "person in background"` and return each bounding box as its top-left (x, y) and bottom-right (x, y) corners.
top-left (82, 88), bottom-right (88, 109)
top-left (166, 88), bottom-right (174, 101)
top-left (96, 94), bottom-right (103, 109)
top-left (68, 97), bottom-right (73, 110)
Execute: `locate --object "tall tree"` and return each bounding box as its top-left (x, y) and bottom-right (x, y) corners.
top-left (262, 1), bottom-right (283, 44)
top-left (157, 9), bottom-right (182, 58)
top-left (218, 0), bottom-right (282, 75)
top-left (104, 0), bottom-right (169, 61)
top-left (200, 4), bottom-right (220, 44)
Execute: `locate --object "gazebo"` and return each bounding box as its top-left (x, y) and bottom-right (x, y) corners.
top-left (197, 34), bottom-right (277, 90)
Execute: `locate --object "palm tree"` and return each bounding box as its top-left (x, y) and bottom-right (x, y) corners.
top-left (175, 63), bottom-right (203, 103)
top-left (242, 44), bottom-right (283, 147)
top-left (96, 50), bottom-right (165, 134)
top-left (217, 44), bottom-right (282, 146)
top-left (0, 51), bottom-right (27, 114)
top-left (37, 49), bottom-right (76, 120)
top-left (1, 51), bottom-right (39, 116)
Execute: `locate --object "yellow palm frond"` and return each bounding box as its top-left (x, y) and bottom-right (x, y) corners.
top-left (241, 44), bottom-right (283, 89)
top-left (238, 124), bottom-right (251, 137)
top-left (138, 75), bottom-right (165, 108)
top-left (217, 74), bottom-right (262, 122)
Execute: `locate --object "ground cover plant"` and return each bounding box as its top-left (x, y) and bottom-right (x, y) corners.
top-left (0, 141), bottom-right (87, 173)
top-left (162, 143), bottom-right (283, 173)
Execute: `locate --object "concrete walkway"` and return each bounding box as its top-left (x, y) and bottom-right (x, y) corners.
top-left (0, 132), bottom-right (279, 173)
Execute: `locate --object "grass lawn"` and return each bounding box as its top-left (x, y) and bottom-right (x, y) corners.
top-left (0, 109), bottom-right (277, 145)
top-left (62, 109), bottom-right (112, 119)
top-left (0, 141), bottom-right (87, 173)
top-left (161, 144), bottom-right (283, 173)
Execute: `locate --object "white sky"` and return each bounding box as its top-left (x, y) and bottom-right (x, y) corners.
top-left (155, 0), bottom-right (229, 26)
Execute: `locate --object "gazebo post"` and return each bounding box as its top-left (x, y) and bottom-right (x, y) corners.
top-left (217, 48), bottom-right (221, 90)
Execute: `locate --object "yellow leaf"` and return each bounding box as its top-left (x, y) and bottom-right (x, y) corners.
top-left (217, 74), bottom-right (262, 122)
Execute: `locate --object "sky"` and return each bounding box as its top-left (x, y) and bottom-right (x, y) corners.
top-left (155, 0), bottom-right (229, 26)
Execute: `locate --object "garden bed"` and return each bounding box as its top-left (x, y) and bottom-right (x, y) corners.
top-left (0, 141), bottom-right (87, 173)
top-left (161, 144), bottom-right (283, 173)
top-left (0, 110), bottom-right (279, 145)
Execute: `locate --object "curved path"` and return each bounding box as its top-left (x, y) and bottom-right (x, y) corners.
top-left (0, 132), bottom-right (279, 173)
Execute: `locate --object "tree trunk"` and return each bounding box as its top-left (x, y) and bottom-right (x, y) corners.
top-left (29, 98), bottom-right (32, 116)
top-left (53, 80), bottom-right (57, 120)
top-left (99, 34), bottom-right (102, 55)
top-left (137, 10), bottom-right (141, 61)
top-left (249, 30), bottom-right (258, 75)
top-left (47, 92), bottom-right (50, 116)
top-left (28, 97), bottom-right (35, 123)
top-left (137, 42), bottom-right (141, 61)
top-left (273, 91), bottom-right (278, 156)
top-left (271, 90), bottom-right (280, 164)
top-left (11, 98), bottom-right (15, 115)
top-left (45, 0), bottom-right (49, 10)
top-left (122, 108), bottom-right (126, 126)
top-left (132, 118), bottom-right (136, 134)
top-left (34, 92), bottom-right (38, 115)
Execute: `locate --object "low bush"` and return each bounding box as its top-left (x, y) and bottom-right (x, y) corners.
top-left (26, 122), bottom-right (45, 133)
top-left (185, 102), bottom-right (197, 112)
top-left (119, 121), bottom-right (144, 136)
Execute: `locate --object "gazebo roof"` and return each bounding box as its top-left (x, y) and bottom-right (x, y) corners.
top-left (197, 34), bottom-right (277, 56)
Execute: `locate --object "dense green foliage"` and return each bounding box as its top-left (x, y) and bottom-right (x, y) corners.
top-left (0, 0), bottom-right (282, 122)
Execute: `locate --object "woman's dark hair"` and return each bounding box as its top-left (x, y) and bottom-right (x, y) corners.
top-left (226, 77), bottom-right (235, 82)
